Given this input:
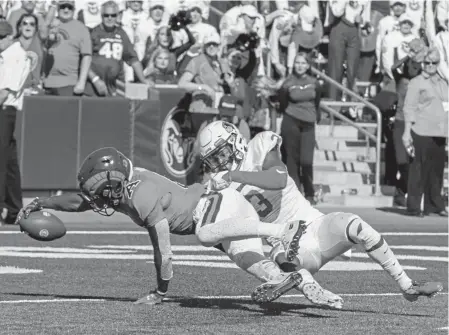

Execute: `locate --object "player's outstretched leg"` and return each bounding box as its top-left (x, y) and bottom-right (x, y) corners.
top-left (196, 218), bottom-right (305, 259)
top-left (346, 215), bottom-right (443, 301)
top-left (251, 268), bottom-right (343, 309)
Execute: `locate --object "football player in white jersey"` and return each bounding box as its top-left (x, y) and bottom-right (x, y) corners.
top-left (198, 121), bottom-right (443, 304)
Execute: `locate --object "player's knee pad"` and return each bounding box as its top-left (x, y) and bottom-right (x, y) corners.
top-left (345, 214), bottom-right (382, 251)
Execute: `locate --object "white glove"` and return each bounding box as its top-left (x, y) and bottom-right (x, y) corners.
top-left (209, 171), bottom-right (231, 191)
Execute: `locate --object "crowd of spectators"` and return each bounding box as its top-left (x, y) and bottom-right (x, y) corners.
top-left (0, 0), bottom-right (447, 212)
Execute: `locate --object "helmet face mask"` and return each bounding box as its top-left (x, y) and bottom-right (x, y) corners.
top-left (203, 142), bottom-right (236, 173)
top-left (77, 148), bottom-right (132, 216)
top-left (199, 121), bottom-right (248, 174)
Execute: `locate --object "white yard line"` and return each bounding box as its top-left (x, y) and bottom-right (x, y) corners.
top-left (1, 292), bottom-right (447, 304)
top-left (0, 231), bottom-right (447, 236)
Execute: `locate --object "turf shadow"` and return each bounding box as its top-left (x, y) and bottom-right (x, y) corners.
top-left (165, 296), bottom-right (336, 318)
top-left (376, 207), bottom-right (408, 215)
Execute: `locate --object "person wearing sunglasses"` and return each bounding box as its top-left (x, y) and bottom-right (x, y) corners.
top-left (402, 48), bottom-right (448, 217)
top-left (86, 0), bottom-right (147, 97)
top-left (0, 21), bottom-right (32, 226)
top-left (43, 0), bottom-right (92, 96)
top-left (15, 13), bottom-right (43, 93)
top-left (6, 0), bottom-right (50, 40)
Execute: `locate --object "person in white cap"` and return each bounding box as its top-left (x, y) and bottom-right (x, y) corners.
top-left (178, 31), bottom-right (228, 114)
top-left (375, 0), bottom-right (407, 74)
top-left (220, 3), bottom-right (266, 51)
top-left (143, 0), bottom-right (169, 43)
top-left (381, 13), bottom-right (419, 89)
top-left (183, 1), bottom-right (219, 58)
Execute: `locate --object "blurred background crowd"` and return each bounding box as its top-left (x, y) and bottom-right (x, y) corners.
top-left (0, 0), bottom-right (447, 216)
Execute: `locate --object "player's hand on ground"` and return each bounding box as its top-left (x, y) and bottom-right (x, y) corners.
top-left (14, 197), bottom-right (42, 225)
top-left (133, 290), bottom-right (164, 305)
top-left (210, 171), bottom-right (231, 191)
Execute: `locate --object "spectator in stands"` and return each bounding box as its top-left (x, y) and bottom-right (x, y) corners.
top-left (144, 0), bottom-right (169, 42)
top-left (403, 48), bottom-right (448, 217)
top-left (142, 24), bottom-right (195, 77)
top-left (326, 0), bottom-right (370, 101)
top-left (287, 5), bottom-right (323, 74)
top-left (187, 2), bottom-right (219, 52)
top-left (389, 37), bottom-right (427, 207)
top-left (178, 31), bottom-right (228, 114)
top-left (279, 52), bottom-right (322, 204)
top-left (144, 48), bottom-right (176, 84)
top-left (220, 1), bottom-right (266, 57)
top-left (7, 0), bottom-right (52, 39)
top-left (16, 13), bottom-right (44, 92)
top-left (176, 2), bottom-right (219, 73)
top-left (121, 0), bottom-right (150, 82)
top-left (220, 45), bottom-right (257, 119)
top-left (87, 0), bottom-right (147, 97)
top-left (425, 0), bottom-right (448, 82)
top-left (43, 0), bottom-right (92, 96)
top-left (381, 14), bottom-right (418, 91)
top-left (376, 1), bottom-right (407, 76)
top-left (77, 0), bottom-right (103, 30)
top-left (0, 21), bottom-right (32, 226)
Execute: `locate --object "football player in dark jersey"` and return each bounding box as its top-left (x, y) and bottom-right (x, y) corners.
top-left (17, 147), bottom-right (345, 308)
top-left (86, 1), bottom-right (147, 96)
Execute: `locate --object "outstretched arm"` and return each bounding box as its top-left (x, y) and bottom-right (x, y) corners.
top-left (15, 194), bottom-right (91, 224)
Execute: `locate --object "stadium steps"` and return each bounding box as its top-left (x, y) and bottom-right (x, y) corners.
top-left (313, 122), bottom-right (393, 206)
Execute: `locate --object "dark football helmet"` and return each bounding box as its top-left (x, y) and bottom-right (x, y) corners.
top-left (77, 147), bottom-right (132, 216)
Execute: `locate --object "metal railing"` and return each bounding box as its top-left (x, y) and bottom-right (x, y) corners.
top-left (311, 67), bottom-right (382, 196)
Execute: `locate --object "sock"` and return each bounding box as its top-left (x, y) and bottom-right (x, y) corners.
top-left (232, 250), bottom-right (285, 282)
top-left (347, 216), bottom-right (413, 291)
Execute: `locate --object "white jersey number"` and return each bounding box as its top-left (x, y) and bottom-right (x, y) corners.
top-left (99, 42), bottom-right (123, 60)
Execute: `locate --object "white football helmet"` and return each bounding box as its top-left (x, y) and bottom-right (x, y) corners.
top-left (198, 121), bottom-right (247, 172)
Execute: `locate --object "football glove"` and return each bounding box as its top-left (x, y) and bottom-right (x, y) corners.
top-left (14, 197), bottom-right (43, 225)
top-left (133, 290), bottom-right (165, 305)
top-left (209, 171), bottom-right (231, 191)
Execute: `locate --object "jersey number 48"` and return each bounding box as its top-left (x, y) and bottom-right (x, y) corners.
top-left (99, 42), bottom-right (123, 60)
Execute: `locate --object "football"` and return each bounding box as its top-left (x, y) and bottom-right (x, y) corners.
top-left (19, 211), bottom-right (67, 242)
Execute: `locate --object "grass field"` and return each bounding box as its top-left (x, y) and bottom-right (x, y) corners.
top-left (0, 207), bottom-right (447, 335)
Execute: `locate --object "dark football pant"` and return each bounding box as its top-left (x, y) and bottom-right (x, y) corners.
top-left (0, 106), bottom-right (23, 219)
top-left (327, 19), bottom-right (361, 101)
top-left (407, 131), bottom-right (446, 213)
top-left (281, 113), bottom-right (316, 198)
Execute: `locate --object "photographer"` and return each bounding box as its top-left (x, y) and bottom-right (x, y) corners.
top-left (142, 10), bottom-right (195, 77)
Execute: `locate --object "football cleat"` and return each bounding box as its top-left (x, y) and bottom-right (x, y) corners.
top-left (402, 281), bottom-right (443, 302)
top-left (279, 220), bottom-right (306, 262)
top-left (298, 269), bottom-right (344, 309)
top-left (134, 291), bottom-right (164, 305)
top-left (251, 271), bottom-right (303, 303)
